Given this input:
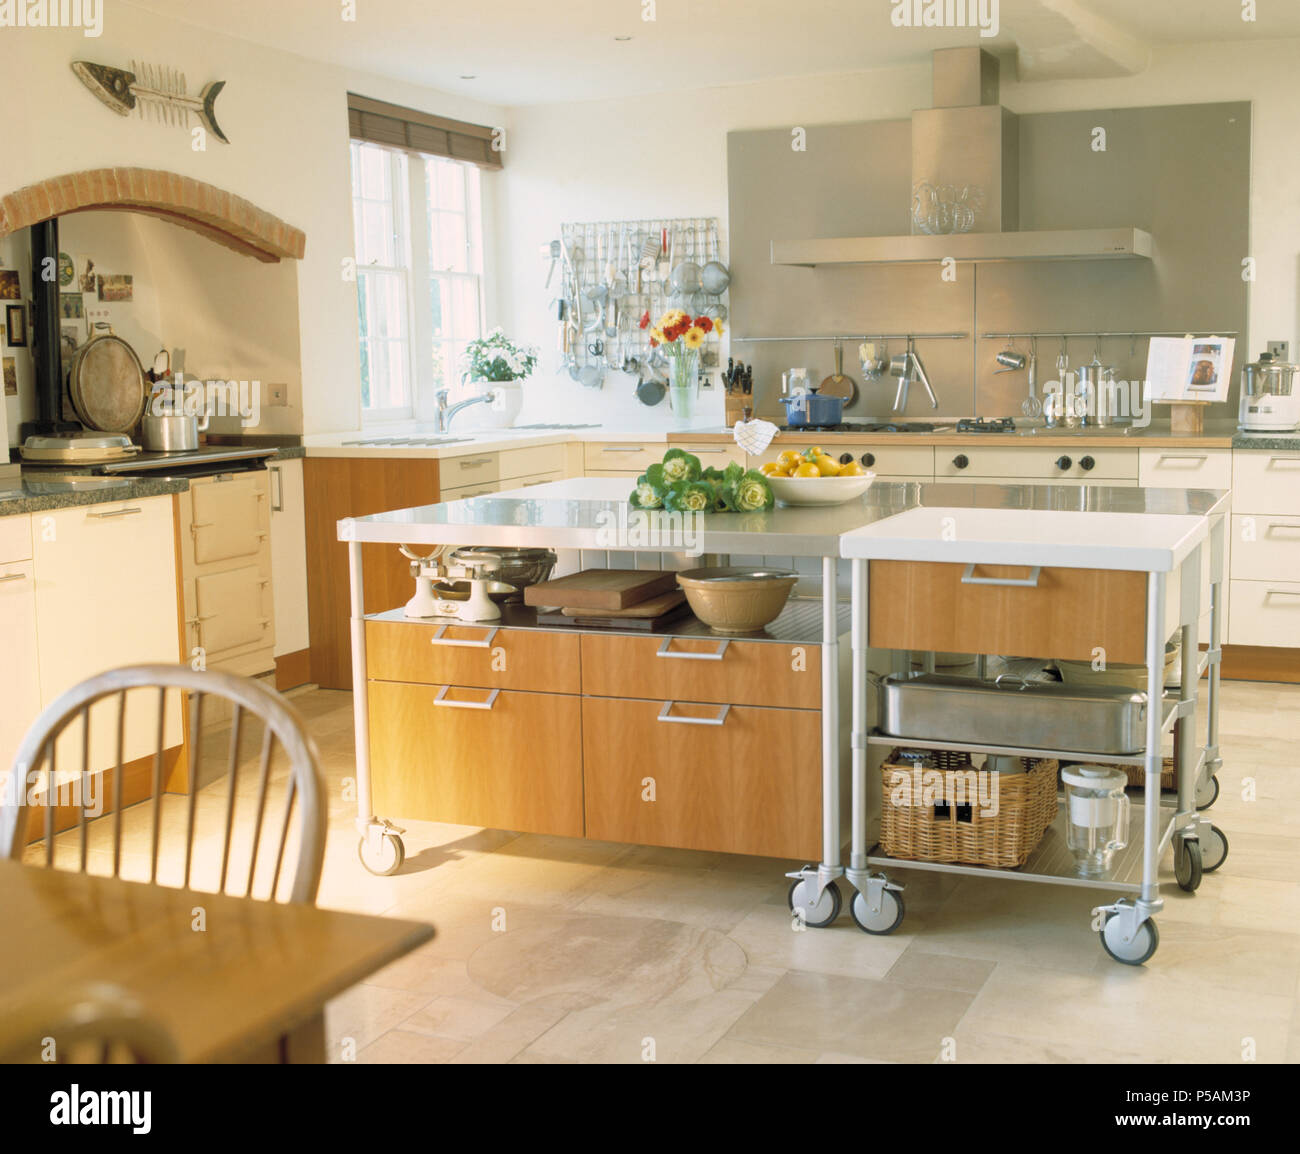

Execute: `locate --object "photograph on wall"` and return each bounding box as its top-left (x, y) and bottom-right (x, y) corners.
top-left (78, 256), bottom-right (97, 293)
top-left (0, 269), bottom-right (20, 301)
top-left (97, 273), bottom-right (133, 303)
top-left (61, 324), bottom-right (83, 351)
top-left (57, 251), bottom-right (75, 288)
top-left (5, 303), bottom-right (27, 346)
top-left (59, 292), bottom-right (84, 320)
top-left (2, 356), bottom-right (17, 397)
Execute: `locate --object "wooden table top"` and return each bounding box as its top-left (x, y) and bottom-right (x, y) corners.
top-left (0, 860), bottom-right (434, 1063)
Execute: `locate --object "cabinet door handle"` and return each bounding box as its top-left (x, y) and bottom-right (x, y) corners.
top-left (688, 448), bottom-right (729, 455)
top-left (458, 457), bottom-right (494, 468)
top-left (1157, 454), bottom-right (1208, 463)
top-left (1265, 522), bottom-right (1300, 534)
top-left (87, 507), bottom-right (142, 519)
top-left (601, 446), bottom-right (645, 453)
top-left (429, 624), bottom-right (500, 648)
top-left (657, 637), bottom-right (730, 661)
top-left (961, 563), bottom-right (1042, 588)
top-left (269, 465), bottom-right (284, 512)
top-left (1264, 589), bottom-right (1300, 599)
top-left (434, 685), bottom-right (500, 710)
top-left (1268, 456), bottom-right (1300, 465)
top-left (657, 701), bottom-right (730, 726)
top-left (0, 572), bottom-right (26, 584)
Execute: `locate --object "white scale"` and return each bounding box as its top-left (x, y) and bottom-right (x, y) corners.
top-left (399, 545), bottom-right (504, 623)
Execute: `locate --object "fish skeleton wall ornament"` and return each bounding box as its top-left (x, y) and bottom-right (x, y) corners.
top-left (71, 60), bottom-right (229, 143)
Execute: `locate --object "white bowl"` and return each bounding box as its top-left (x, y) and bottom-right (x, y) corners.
top-left (767, 472), bottom-right (876, 507)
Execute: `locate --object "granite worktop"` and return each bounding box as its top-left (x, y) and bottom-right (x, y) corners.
top-left (1231, 432), bottom-right (1300, 451)
top-left (0, 474), bottom-right (189, 517)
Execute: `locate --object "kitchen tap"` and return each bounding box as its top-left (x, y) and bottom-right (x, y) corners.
top-left (435, 388), bottom-right (497, 433)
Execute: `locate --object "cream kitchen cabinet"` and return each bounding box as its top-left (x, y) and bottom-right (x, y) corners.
top-left (747, 443), bottom-right (934, 482)
top-left (268, 459), bottom-right (309, 658)
top-left (178, 472), bottom-right (274, 677)
top-left (0, 515), bottom-right (39, 776)
top-left (937, 445), bottom-right (1139, 483)
top-left (33, 496), bottom-right (183, 775)
top-left (1230, 451), bottom-right (1300, 648)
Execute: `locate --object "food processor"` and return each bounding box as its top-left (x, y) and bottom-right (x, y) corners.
top-left (1238, 350), bottom-right (1300, 433)
top-left (1061, 765), bottom-right (1130, 877)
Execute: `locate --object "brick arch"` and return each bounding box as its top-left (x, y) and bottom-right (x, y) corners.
top-left (0, 167), bottom-right (306, 262)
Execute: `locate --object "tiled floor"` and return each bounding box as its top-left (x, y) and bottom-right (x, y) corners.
top-left (27, 679), bottom-right (1300, 1063)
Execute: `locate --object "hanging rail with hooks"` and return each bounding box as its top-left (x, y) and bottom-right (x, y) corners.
top-left (980, 330), bottom-right (1238, 340)
top-left (732, 332), bottom-right (968, 343)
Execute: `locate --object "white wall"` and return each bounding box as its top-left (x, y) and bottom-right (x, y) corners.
top-left (0, 8), bottom-right (503, 436)
top-left (497, 39), bottom-right (1300, 428)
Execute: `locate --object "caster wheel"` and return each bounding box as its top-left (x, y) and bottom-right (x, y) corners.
top-left (1200, 824), bottom-right (1229, 873)
top-left (850, 887), bottom-right (905, 935)
top-left (1195, 774), bottom-right (1220, 811)
top-left (787, 879), bottom-right (842, 928)
top-left (358, 830), bottom-right (405, 876)
top-left (1100, 912), bottom-right (1159, 965)
top-left (1174, 837), bottom-right (1203, 892)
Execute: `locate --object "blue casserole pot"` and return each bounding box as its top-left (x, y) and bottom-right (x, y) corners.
top-left (781, 392), bottom-right (844, 427)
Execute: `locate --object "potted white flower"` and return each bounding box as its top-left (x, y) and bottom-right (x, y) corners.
top-left (459, 328), bottom-right (539, 429)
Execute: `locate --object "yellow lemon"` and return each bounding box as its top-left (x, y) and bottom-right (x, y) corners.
top-left (839, 461), bottom-right (867, 477)
top-left (814, 454), bottom-right (842, 477)
top-left (793, 461), bottom-right (821, 478)
top-left (777, 450), bottom-right (802, 470)
top-left (760, 461), bottom-right (785, 476)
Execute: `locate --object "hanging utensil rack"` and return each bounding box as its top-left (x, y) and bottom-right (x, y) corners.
top-left (732, 332), bottom-right (968, 343)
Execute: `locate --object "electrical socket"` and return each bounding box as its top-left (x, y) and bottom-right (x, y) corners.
top-left (1267, 340), bottom-right (1289, 361)
top-left (267, 383), bottom-right (287, 407)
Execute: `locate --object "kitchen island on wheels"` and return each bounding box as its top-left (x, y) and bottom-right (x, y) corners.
top-left (339, 476), bottom-right (1229, 963)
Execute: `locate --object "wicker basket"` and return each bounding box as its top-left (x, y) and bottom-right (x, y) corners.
top-left (1120, 757), bottom-right (1177, 790)
top-left (879, 748), bottom-right (1058, 868)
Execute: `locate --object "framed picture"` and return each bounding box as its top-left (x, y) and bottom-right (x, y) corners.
top-left (2, 356), bottom-right (17, 397)
top-left (78, 256), bottom-right (97, 294)
top-left (0, 269), bottom-right (20, 301)
top-left (57, 252), bottom-right (75, 288)
top-left (5, 303), bottom-right (26, 346)
top-left (59, 293), bottom-right (83, 320)
top-left (97, 273), bottom-right (133, 303)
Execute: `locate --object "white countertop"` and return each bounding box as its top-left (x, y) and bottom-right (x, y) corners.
top-left (303, 425), bottom-right (723, 459)
top-left (340, 476), bottom-right (1227, 569)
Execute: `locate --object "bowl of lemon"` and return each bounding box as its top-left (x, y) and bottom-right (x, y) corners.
top-left (761, 447), bottom-right (876, 507)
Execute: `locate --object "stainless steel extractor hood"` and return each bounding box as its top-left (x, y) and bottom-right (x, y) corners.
top-left (771, 47), bottom-right (1152, 267)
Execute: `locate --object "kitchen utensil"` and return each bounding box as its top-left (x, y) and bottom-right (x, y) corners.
top-left (66, 323), bottom-right (148, 433)
top-left (780, 392), bottom-right (844, 427)
top-left (859, 341), bottom-right (887, 380)
top-left (639, 229), bottom-right (660, 271)
top-left (767, 472), bottom-right (876, 507)
top-left (1022, 341), bottom-right (1042, 418)
top-left (819, 340), bottom-right (858, 402)
top-left (439, 547), bottom-right (504, 622)
top-left (542, 239), bottom-right (561, 288)
top-left (430, 579), bottom-right (518, 606)
top-left (578, 357), bottom-right (604, 388)
top-left (700, 221), bottom-right (730, 295)
top-left (1239, 350), bottom-right (1300, 431)
top-left (657, 226), bottom-right (672, 290)
top-left (994, 351), bottom-right (1026, 372)
top-left (1057, 641), bottom-right (1178, 691)
top-left (669, 222), bottom-right (701, 295)
top-left (675, 567), bottom-right (799, 634)
top-left (1056, 340), bottom-right (1077, 428)
top-left (1075, 361), bottom-right (1103, 426)
top-left (140, 409), bottom-right (209, 451)
top-left (635, 374), bottom-right (667, 406)
top-left (910, 343), bottom-right (939, 409)
top-left (1062, 765), bottom-right (1130, 877)
top-left (879, 674), bottom-right (1150, 756)
top-left (524, 568), bottom-right (678, 611)
top-left (560, 589), bottom-right (686, 619)
top-left (781, 367), bottom-right (812, 396)
top-left (537, 599), bottom-right (692, 632)
top-left (19, 433), bottom-right (141, 464)
top-left (448, 545), bottom-right (557, 599)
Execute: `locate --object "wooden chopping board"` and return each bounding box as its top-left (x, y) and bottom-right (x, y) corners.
top-left (560, 589), bottom-right (685, 618)
top-left (523, 569), bottom-right (678, 610)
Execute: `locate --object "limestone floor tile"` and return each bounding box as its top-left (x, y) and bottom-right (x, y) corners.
top-left (697, 1037), bottom-right (821, 1064)
top-left (725, 901), bottom-right (914, 980)
top-left (573, 859), bottom-right (780, 931)
top-left (383, 892), bottom-right (565, 964)
top-left (726, 971), bottom-right (975, 1063)
top-left (960, 962), bottom-right (1293, 1063)
top-left (814, 1052), bottom-right (893, 1063)
top-left (324, 984), bottom-right (436, 1059)
top-left (942, 1029), bottom-right (1163, 1065)
top-left (1210, 874), bottom-right (1300, 934)
top-left (465, 912), bottom-right (748, 1008)
top-left (447, 993), bottom-right (588, 1064)
top-left (364, 945), bottom-right (514, 1002)
top-left (884, 948), bottom-right (996, 994)
top-left (357, 1029), bottom-right (466, 1064)
top-left (1102, 920), bottom-right (1300, 998)
top-left (398, 995), bottom-right (517, 1042)
top-left (518, 988), bottom-right (762, 1064)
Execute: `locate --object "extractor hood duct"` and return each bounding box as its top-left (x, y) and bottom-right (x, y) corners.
top-left (770, 47), bottom-right (1152, 266)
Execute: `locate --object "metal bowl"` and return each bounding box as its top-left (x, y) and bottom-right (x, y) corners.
top-left (449, 546), bottom-right (557, 597)
top-left (430, 579), bottom-right (518, 605)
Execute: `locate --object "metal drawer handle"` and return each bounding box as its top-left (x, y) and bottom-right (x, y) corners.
top-left (688, 448), bottom-right (729, 455)
top-left (0, 572), bottom-right (26, 584)
top-left (657, 637), bottom-right (730, 661)
top-left (961, 563), bottom-right (1042, 588)
top-left (657, 701), bottom-right (730, 726)
top-left (1157, 454), bottom-right (1208, 463)
top-left (429, 625), bottom-right (500, 648)
top-left (601, 446), bottom-right (646, 453)
top-left (1264, 590), bottom-right (1300, 599)
top-left (458, 457), bottom-right (494, 468)
top-left (270, 465), bottom-right (284, 512)
top-left (1267, 456), bottom-right (1300, 464)
top-left (87, 507), bottom-right (142, 519)
top-left (434, 685), bottom-right (500, 710)
top-left (1265, 522), bottom-right (1300, 533)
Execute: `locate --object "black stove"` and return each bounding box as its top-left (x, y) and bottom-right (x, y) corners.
top-left (22, 445), bottom-right (277, 479)
top-left (955, 417), bottom-right (1017, 434)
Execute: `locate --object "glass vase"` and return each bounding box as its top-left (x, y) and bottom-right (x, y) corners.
top-left (666, 349), bottom-right (700, 423)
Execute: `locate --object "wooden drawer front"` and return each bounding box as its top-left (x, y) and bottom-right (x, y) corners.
top-left (1230, 515), bottom-right (1300, 580)
top-left (190, 473), bottom-right (268, 564)
top-left (579, 633), bottom-right (820, 709)
top-left (0, 514), bottom-right (32, 563)
top-left (439, 480), bottom-right (501, 501)
top-left (749, 443), bottom-right (933, 477)
top-left (584, 469), bottom-right (643, 480)
top-left (498, 443), bottom-right (564, 480)
top-left (951, 475), bottom-right (1139, 489)
top-left (671, 442), bottom-right (745, 468)
top-left (498, 471), bottom-right (563, 493)
top-left (369, 681), bottom-right (583, 837)
top-left (1139, 448), bottom-right (1233, 491)
top-left (582, 696), bottom-right (821, 858)
top-left (583, 443), bottom-right (662, 474)
top-left (1232, 451), bottom-right (1300, 514)
top-left (936, 446), bottom-right (1137, 481)
top-left (443, 451), bottom-right (500, 486)
top-left (1229, 579), bottom-right (1300, 647)
top-left (367, 620), bottom-right (580, 693)
top-left (868, 560), bottom-right (1148, 664)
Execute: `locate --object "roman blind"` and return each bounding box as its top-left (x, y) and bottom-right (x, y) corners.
top-left (347, 93), bottom-right (502, 169)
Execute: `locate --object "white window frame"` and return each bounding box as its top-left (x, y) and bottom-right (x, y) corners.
top-left (351, 142), bottom-right (485, 428)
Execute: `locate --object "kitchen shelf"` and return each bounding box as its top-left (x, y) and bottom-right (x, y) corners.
top-left (771, 228), bottom-right (1153, 268)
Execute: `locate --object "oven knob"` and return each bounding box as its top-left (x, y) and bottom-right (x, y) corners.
top-left (1055, 455), bottom-right (1073, 471)
top-left (861, 452), bottom-right (876, 468)
top-left (1079, 455), bottom-right (1096, 471)
top-left (952, 454), bottom-right (969, 470)
top-left (839, 452), bottom-right (855, 466)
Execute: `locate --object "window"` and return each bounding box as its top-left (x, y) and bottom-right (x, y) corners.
top-left (350, 141), bottom-right (484, 423)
